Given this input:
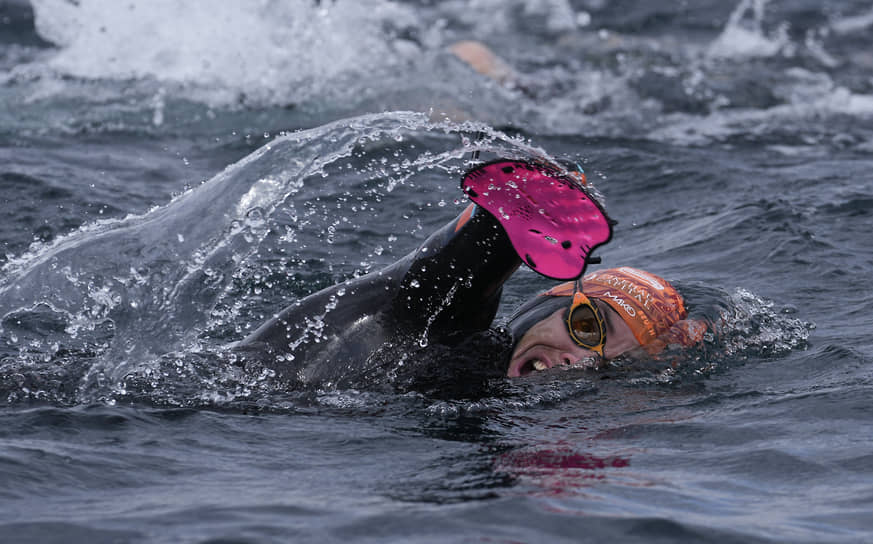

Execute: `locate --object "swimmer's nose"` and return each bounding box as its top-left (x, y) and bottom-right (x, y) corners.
top-left (559, 347), bottom-right (598, 367)
top-left (558, 351), bottom-right (577, 367)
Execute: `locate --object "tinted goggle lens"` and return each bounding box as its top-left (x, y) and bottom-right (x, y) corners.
top-left (566, 292), bottom-right (606, 353)
top-left (570, 306), bottom-right (600, 344)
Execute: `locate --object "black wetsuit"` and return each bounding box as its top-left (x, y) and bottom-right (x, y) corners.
top-left (239, 205), bottom-right (521, 390)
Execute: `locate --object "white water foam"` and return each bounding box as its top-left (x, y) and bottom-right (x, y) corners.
top-left (649, 73), bottom-right (873, 146)
top-left (18, 0), bottom-right (873, 145)
top-left (24, 0), bottom-right (593, 112)
top-left (830, 6), bottom-right (873, 35)
top-left (29, 0), bottom-right (425, 106)
top-left (706, 0), bottom-right (791, 60)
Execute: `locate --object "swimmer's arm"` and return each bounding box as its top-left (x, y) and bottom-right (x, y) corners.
top-left (238, 205), bottom-right (516, 352)
top-left (392, 204), bottom-right (521, 335)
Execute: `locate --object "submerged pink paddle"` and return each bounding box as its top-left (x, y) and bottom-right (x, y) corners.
top-left (461, 159), bottom-right (613, 280)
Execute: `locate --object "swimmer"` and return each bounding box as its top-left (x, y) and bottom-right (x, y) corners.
top-left (239, 159), bottom-right (701, 387)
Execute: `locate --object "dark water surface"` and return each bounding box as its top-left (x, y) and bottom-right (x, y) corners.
top-left (1, 0), bottom-right (872, 542)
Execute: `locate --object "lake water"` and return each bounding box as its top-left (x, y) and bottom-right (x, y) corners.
top-left (1, 0), bottom-right (872, 542)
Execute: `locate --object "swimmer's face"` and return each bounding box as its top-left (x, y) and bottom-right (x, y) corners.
top-left (507, 301), bottom-right (640, 377)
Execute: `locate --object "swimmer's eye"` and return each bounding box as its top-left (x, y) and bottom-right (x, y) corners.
top-left (569, 305), bottom-right (601, 344)
top-left (565, 291), bottom-right (606, 355)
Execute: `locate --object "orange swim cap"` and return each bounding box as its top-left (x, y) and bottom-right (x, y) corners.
top-left (544, 267), bottom-right (687, 347)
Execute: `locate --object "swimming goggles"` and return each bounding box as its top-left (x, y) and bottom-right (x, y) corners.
top-left (565, 289), bottom-right (607, 355)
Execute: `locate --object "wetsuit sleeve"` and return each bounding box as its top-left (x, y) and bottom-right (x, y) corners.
top-left (391, 204), bottom-right (521, 338)
top-left (239, 203), bottom-right (518, 362)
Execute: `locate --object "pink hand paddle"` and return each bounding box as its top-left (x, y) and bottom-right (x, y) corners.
top-left (461, 159), bottom-right (613, 280)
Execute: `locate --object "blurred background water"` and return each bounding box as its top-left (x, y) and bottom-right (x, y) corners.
top-left (1, 0), bottom-right (872, 542)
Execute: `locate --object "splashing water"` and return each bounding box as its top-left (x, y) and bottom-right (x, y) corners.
top-left (0, 112), bottom-right (552, 404)
top-left (719, 287), bottom-right (812, 358)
